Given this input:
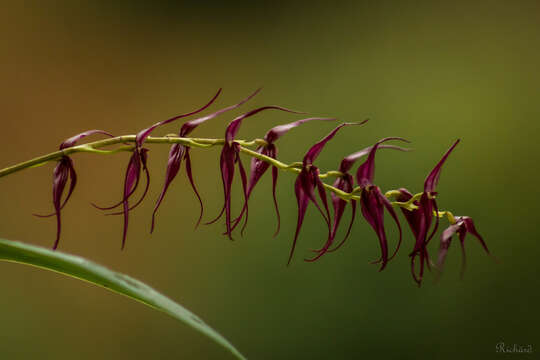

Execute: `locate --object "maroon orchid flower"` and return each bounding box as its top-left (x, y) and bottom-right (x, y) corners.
top-left (308, 144), bottom-right (410, 261)
top-left (150, 88), bottom-right (261, 233)
top-left (396, 139), bottom-right (460, 285)
top-left (94, 89), bottom-right (222, 249)
top-left (355, 137), bottom-right (409, 271)
top-left (437, 216), bottom-right (490, 279)
top-left (35, 130), bottom-right (114, 249)
top-left (229, 117), bottom-right (337, 237)
top-left (288, 121), bottom-right (367, 265)
top-left (207, 105), bottom-right (304, 240)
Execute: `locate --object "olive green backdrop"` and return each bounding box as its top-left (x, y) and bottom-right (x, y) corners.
top-left (0, 1), bottom-right (538, 359)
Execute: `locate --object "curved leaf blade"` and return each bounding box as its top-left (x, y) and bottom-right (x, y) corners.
top-left (0, 238), bottom-right (246, 360)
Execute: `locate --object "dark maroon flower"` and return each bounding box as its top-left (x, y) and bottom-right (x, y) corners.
top-left (309, 144), bottom-right (410, 260)
top-left (396, 139), bottom-right (460, 285)
top-left (94, 89), bottom-right (222, 249)
top-left (437, 216), bottom-right (490, 278)
top-left (35, 130), bottom-right (114, 249)
top-left (229, 117), bottom-right (337, 236)
top-left (151, 88), bottom-right (261, 232)
top-left (207, 105), bottom-right (304, 239)
top-left (288, 122), bottom-right (367, 265)
top-left (355, 138), bottom-right (409, 271)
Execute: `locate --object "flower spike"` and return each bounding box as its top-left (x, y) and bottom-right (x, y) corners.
top-left (151, 88), bottom-right (261, 232)
top-left (35, 130), bottom-right (114, 249)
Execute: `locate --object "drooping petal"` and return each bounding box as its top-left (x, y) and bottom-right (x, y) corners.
top-left (356, 137), bottom-right (409, 187)
top-left (184, 149), bottom-right (205, 228)
top-left (120, 148), bottom-right (149, 249)
top-left (263, 117), bottom-right (337, 143)
top-left (289, 176), bottom-right (310, 265)
top-left (307, 174), bottom-right (353, 261)
top-left (135, 89), bottom-right (222, 147)
top-left (424, 139), bottom-right (460, 193)
top-left (180, 88), bottom-right (261, 137)
top-left (436, 223), bottom-right (461, 271)
top-left (206, 143), bottom-right (235, 232)
top-left (151, 144), bottom-right (186, 232)
top-left (271, 165), bottom-right (280, 237)
top-left (360, 186), bottom-right (389, 271)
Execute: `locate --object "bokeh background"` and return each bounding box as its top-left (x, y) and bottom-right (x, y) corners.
top-left (0, 1), bottom-right (538, 359)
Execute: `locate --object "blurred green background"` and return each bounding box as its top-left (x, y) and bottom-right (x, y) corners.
top-left (0, 1), bottom-right (538, 359)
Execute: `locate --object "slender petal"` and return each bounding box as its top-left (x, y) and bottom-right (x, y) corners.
top-left (225, 106), bottom-right (304, 143)
top-left (303, 121), bottom-right (368, 166)
top-left (60, 130), bottom-right (114, 149)
top-left (289, 176), bottom-right (309, 265)
top-left (263, 117), bottom-right (337, 143)
top-left (424, 139), bottom-right (460, 192)
top-left (135, 89), bottom-right (222, 146)
top-left (180, 88), bottom-right (261, 137)
top-left (184, 149), bottom-right (205, 228)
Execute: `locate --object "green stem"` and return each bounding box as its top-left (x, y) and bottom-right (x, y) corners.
top-left (0, 134), bottom-right (454, 221)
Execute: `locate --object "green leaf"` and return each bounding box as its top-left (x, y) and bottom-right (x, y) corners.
top-left (0, 238), bottom-right (246, 360)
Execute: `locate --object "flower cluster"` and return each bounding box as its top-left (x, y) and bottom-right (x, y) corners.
top-left (36, 89), bottom-right (492, 285)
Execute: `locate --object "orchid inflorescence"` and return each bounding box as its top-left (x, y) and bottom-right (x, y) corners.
top-left (0, 88), bottom-right (493, 286)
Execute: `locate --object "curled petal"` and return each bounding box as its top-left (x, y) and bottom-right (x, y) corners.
top-left (60, 130), bottom-right (114, 150)
top-left (424, 139), bottom-right (460, 193)
top-left (180, 88), bottom-right (261, 137)
top-left (225, 106), bottom-right (305, 143)
top-left (263, 117), bottom-right (337, 143)
top-left (356, 137), bottom-right (410, 187)
top-left (340, 144), bottom-right (411, 173)
top-left (303, 121), bottom-right (368, 166)
top-left (135, 89), bottom-right (222, 146)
